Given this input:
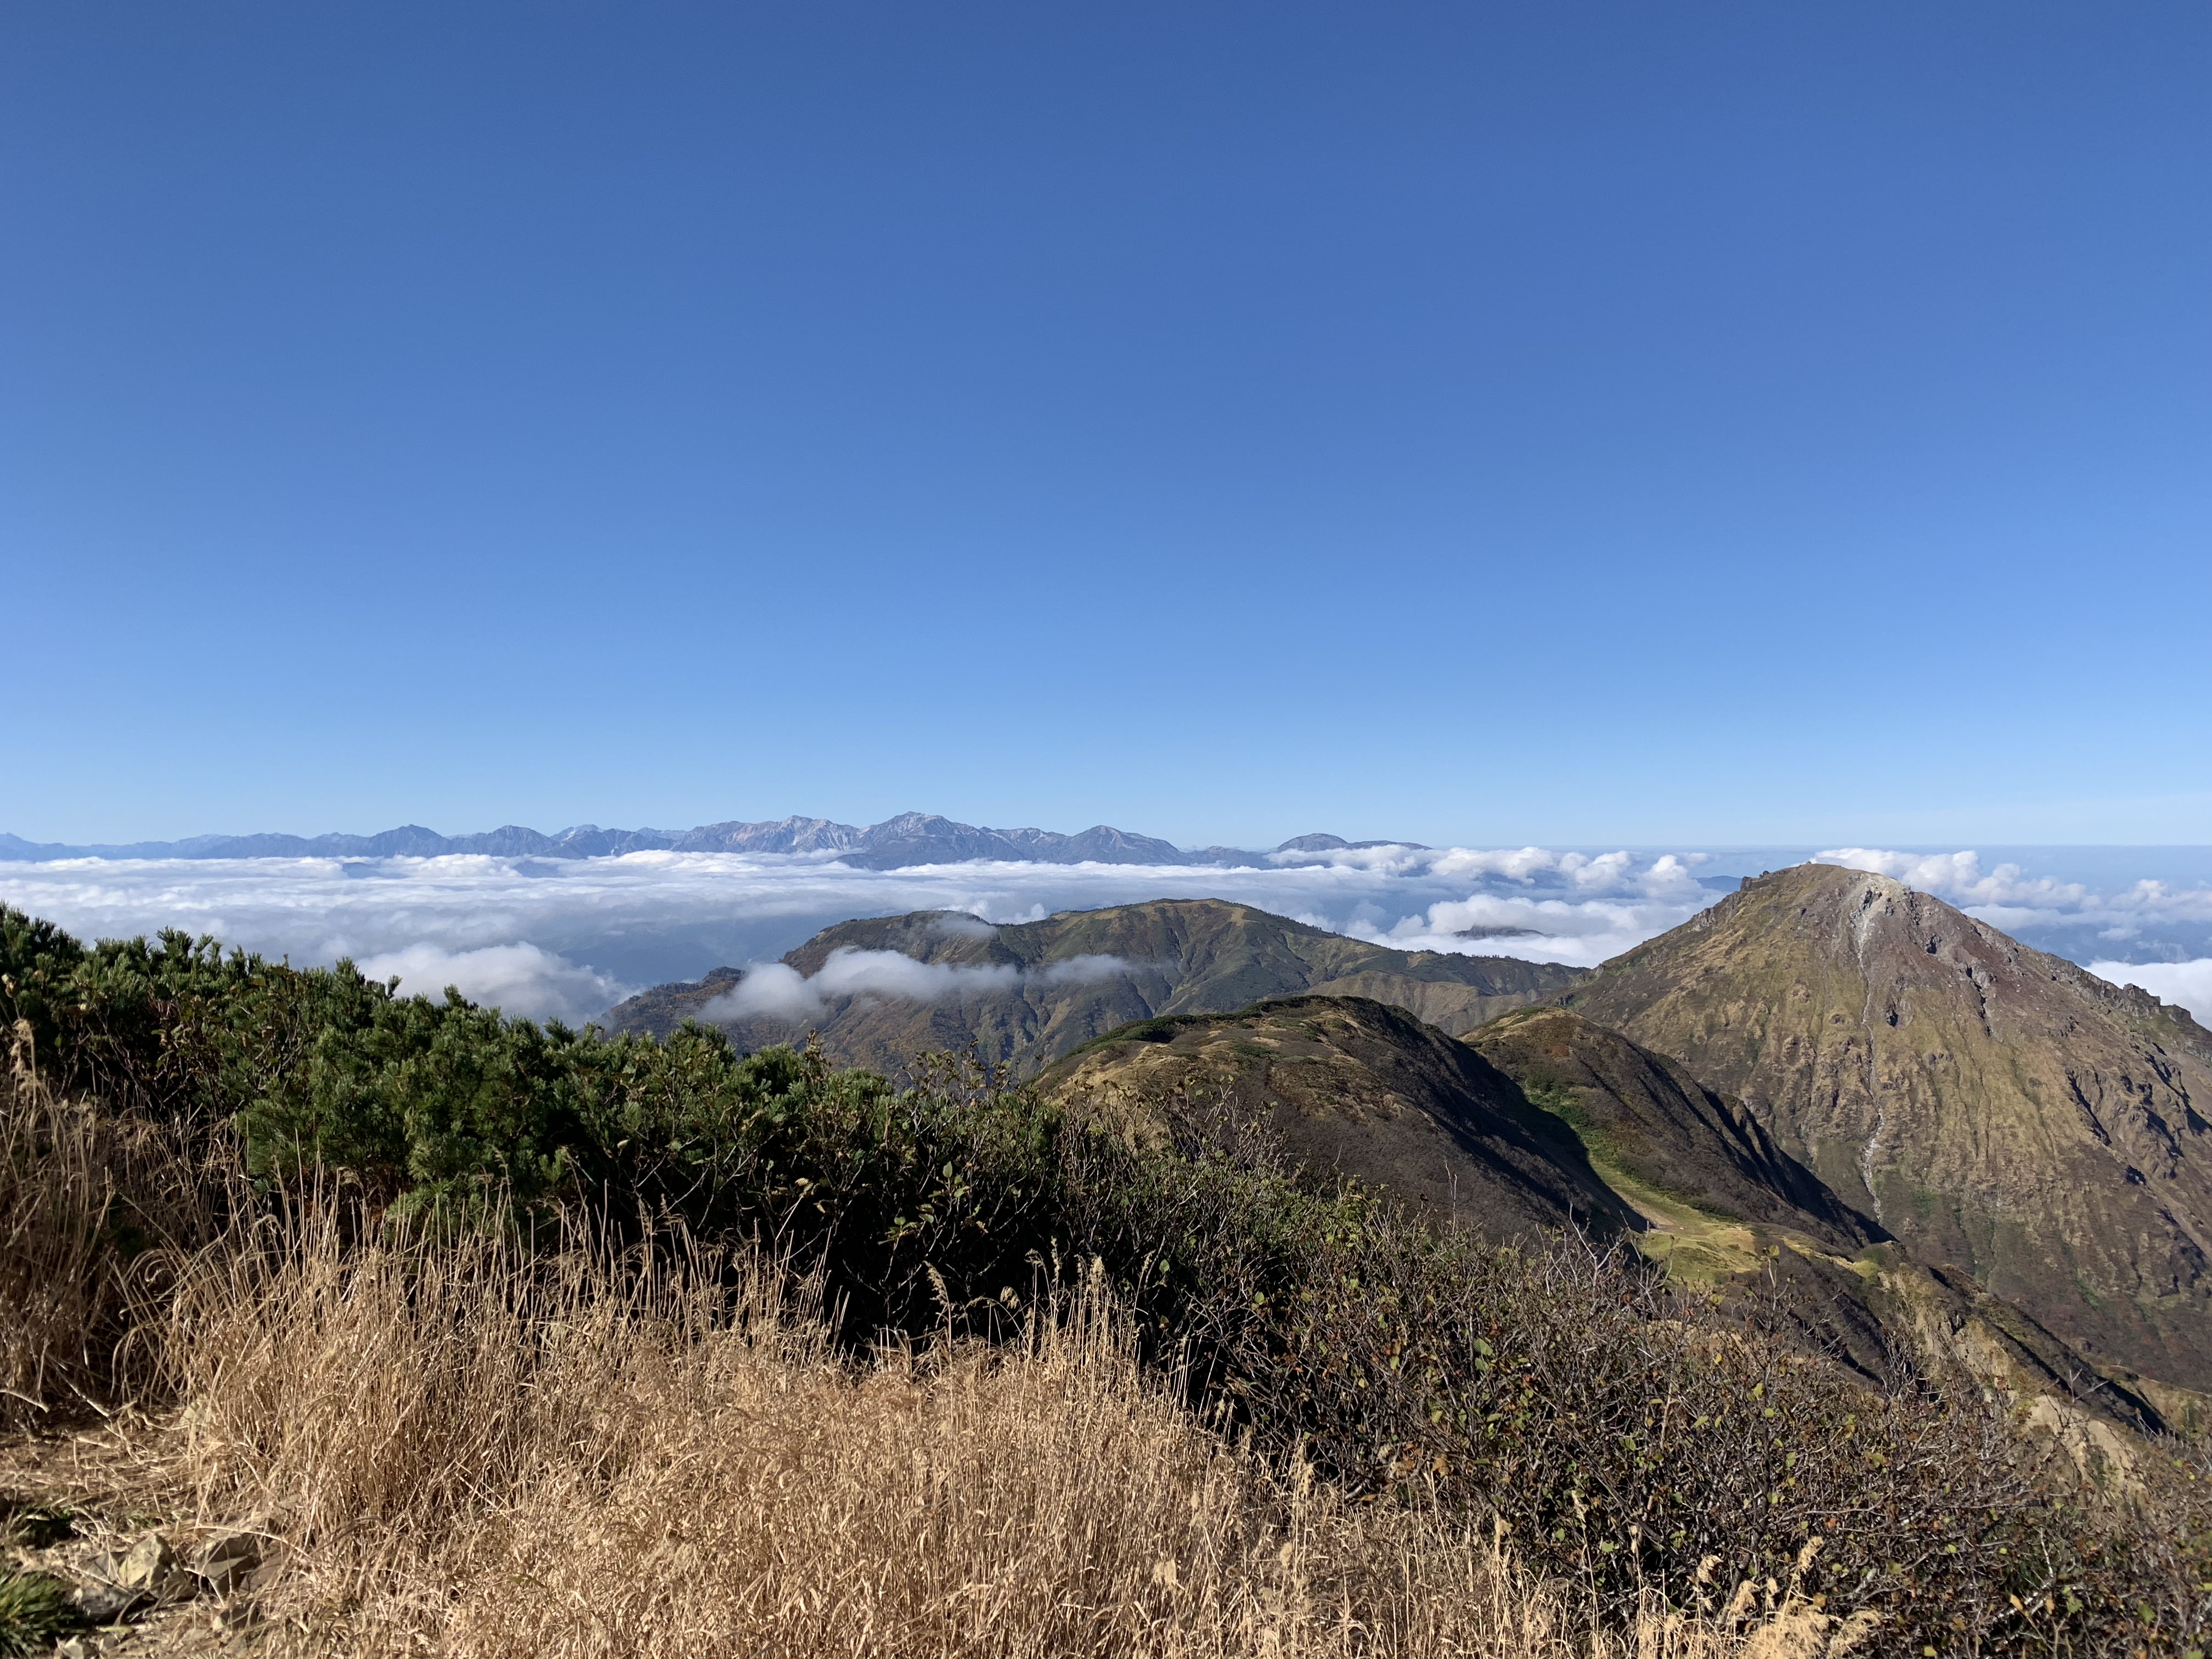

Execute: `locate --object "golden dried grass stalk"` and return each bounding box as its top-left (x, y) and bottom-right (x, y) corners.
top-left (1, 1024), bottom-right (206, 1426)
top-left (2, 1038), bottom-right (1834, 1657)
top-left (157, 1215), bottom-right (1807, 1658)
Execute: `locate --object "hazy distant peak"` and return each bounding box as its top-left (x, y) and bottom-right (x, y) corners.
top-left (0, 811), bottom-right (1465, 873)
top-left (0, 811), bottom-right (1271, 870)
top-left (1275, 832), bottom-right (1433, 854)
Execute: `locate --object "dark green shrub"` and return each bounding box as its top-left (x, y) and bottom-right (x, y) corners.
top-left (0, 1570), bottom-right (75, 1656)
top-left (2, 904), bottom-right (1069, 1341)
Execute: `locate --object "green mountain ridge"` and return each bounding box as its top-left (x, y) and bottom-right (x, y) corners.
top-left (1466, 1006), bottom-right (1879, 1255)
top-left (1463, 1003), bottom-right (2191, 1432)
top-left (1041, 988), bottom-right (2191, 1436)
top-left (1033, 994), bottom-right (1637, 1243)
top-left (605, 899), bottom-right (1584, 1077)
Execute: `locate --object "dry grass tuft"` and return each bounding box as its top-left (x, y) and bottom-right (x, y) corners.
top-left (0, 1031), bottom-right (1846, 1658)
top-left (1, 1025), bottom-right (210, 1427)
top-left (157, 1215), bottom-right (1799, 1658)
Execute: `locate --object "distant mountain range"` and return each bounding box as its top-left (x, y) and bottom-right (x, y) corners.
top-left (607, 898), bottom-right (1579, 1066)
top-left (0, 812), bottom-right (1413, 868)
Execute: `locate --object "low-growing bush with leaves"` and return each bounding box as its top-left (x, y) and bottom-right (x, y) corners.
top-left (3, 908), bottom-right (1062, 1336)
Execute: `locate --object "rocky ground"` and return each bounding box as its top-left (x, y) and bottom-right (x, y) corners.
top-left (1, 1425), bottom-right (275, 1657)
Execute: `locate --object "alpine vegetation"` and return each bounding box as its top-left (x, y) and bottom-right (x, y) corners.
top-left (4, 886), bottom-right (2212, 1657)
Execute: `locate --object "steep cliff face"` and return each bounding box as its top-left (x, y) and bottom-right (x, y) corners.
top-left (1560, 862), bottom-right (2212, 1390)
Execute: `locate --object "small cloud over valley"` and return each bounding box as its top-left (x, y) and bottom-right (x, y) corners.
top-left (354, 943), bottom-right (637, 1025)
top-left (703, 947), bottom-right (1135, 1021)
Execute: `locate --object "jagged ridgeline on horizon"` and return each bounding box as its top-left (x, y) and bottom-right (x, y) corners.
top-left (0, 812), bottom-right (1405, 868)
top-left (603, 898), bottom-right (1583, 1077)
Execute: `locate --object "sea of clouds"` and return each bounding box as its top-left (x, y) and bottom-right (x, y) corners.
top-left (2, 843), bottom-right (2206, 1025)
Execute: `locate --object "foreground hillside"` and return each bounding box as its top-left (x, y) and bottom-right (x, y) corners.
top-left (608, 898), bottom-right (1583, 1074)
top-left (1039, 991), bottom-right (2192, 1438)
top-left (1035, 995), bottom-right (1635, 1239)
top-left (8, 902), bottom-right (2210, 1655)
top-left (5, 1211), bottom-right (1705, 1659)
top-left (1560, 862), bottom-right (2212, 1394)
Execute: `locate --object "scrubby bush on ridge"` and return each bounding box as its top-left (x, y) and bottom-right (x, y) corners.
top-left (7, 904), bottom-right (2212, 1655)
top-left (1059, 1108), bottom-right (2212, 1654)
top-left (1, 909), bottom-right (1064, 1335)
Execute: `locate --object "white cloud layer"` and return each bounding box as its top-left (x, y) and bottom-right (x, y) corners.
top-left (1345, 849), bottom-right (1717, 962)
top-left (1818, 849), bottom-right (2095, 911)
top-left (3, 842), bottom-right (2205, 1023)
top-left (704, 947), bottom-right (1133, 1020)
top-left (354, 943), bottom-right (637, 1026)
top-left (1816, 848), bottom-right (2212, 947)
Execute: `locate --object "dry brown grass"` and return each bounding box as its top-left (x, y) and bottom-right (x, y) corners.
top-left (152, 1212), bottom-right (1839, 1658)
top-left (1, 1026), bottom-right (211, 1428)
top-left (2, 1044), bottom-right (1850, 1658)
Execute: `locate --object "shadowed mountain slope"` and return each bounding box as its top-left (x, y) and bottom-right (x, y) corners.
top-left (1556, 861), bottom-right (2212, 1392)
top-left (1034, 995), bottom-right (1636, 1243)
top-left (1459, 1006), bottom-right (2185, 1425)
top-left (606, 899), bottom-right (1584, 1077)
top-left (1466, 1007), bottom-right (1878, 1256)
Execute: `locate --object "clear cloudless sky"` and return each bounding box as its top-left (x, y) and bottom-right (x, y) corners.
top-left (4, 2), bottom-right (2208, 849)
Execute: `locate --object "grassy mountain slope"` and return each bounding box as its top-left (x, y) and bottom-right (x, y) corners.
top-left (1557, 861), bottom-right (2212, 1392)
top-left (607, 899), bottom-right (1583, 1077)
top-left (1032, 995), bottom-right (1636, 1242)
top-left (1466, 1007), bottom-right (1878, 1255)
top-left (1030, 988), bottom-right (2187, 1435)
top-left (1466, 1005), bottom-right (2191, 1431)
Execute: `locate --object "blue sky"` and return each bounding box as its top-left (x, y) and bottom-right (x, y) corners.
top-left (5, 2), bottom-right (2208, 849)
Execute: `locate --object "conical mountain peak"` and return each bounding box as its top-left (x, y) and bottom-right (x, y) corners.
top-left (1562, 860), bottom-right (2212, 1391)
